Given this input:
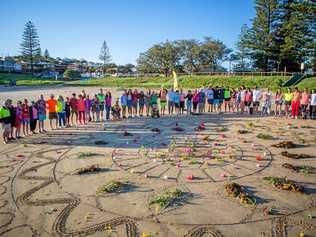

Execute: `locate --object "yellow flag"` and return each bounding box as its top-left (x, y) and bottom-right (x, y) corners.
top-left (172, 70), bottom-right (178, 90)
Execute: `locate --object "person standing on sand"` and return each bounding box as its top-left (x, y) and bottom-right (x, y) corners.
top-left (186, 90), bottom-right (193, 114)
top-left (37, 95), bottom-right (47, 133)
top-left (310, 90), bottom-right (316, 120)
top-left (167, 89), bottom-right (175, 115)
top-left (159, 89), bottom-right (167, 116)
top-left (252, 86), bottom-right (261, 114)
top-left (300, 89), bottom-right (310, 119)
top-left (57, 96), bottom-right (66, 128)
top-left (97, 89), bottom-right (105, 121)
top-left (77, 94), bottom-right (86, 124)
top-left (29, 101), bottom-right (38, 134)
top-left (0, 100), bottom-right (12, 144)
top-left (120, 90), bottom-right (127, 119)
top-left (291, 87), bottom-right (301, 119)
top-left (22, 99), bottom-right (30, 136)
top-left (105, 91), bottom-right (112, 120)
top-left (65, 97), bottom-right (71, 127)
top-left (8, 99), bottom-right (16, 140)
top-left (284, 88), bottom-right (293, 117)
top-left (15, 101), bottom-right (23, 138)
top-left (70, 93), bottom-right (78, 126)
top-left (47, 95), bottom-right (58, 130)
top-left (274, 89), bottom-right (283, 117)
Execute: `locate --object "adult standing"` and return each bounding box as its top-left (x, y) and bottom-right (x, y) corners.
top-left (37, 95), bottom-right (47, 133)
top-left (167, 89), bottom-right (175, 115)
top-left (120, 90), bottom-right (127, 119)
top-left (300, 89), bottom-right (310, 119)
top-left (29, 101), bottom-right (38, 134)
top-left (159, 89), bottom-right (167, 116)
top-left (291, 88), bottom-right (301, 119)
top-left (310, 90), bottom-right (316, 120)
top-left (47, 94), bottom-right (58, 130)
top-left (206, 87), bottom-right (214, 113)
top-left (105, 91), bottom-right (112, 120)
top-left (0, 100), bottom-right (12, 144)
top-left (70, 93), bottom-right (78, 126)
top-left (252, 87), bottom-right (261, 114)
top-left (57, 95), bottom-right (66, 128)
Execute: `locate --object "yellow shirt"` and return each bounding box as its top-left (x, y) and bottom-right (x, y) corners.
top-left (284, 93), bottom-right (293, 102)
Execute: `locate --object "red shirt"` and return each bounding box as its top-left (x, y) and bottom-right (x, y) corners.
top-left (70, 98), bottom-right (78, 110)
top-left (47, 99), bottom-right (57, 113)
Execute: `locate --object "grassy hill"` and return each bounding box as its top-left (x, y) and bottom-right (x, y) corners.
top-left (1, 73), bottom-right (315, 90)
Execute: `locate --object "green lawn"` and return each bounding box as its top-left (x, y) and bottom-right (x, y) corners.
top-left (1, 73), bottom-right (315, 90)
top-left (67, 75), bottom-right (291, 90)
top-left (0, 73), bottom-right (63, 86)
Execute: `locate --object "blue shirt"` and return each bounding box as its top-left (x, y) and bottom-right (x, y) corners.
top-left (174, 93), bottom-right (180, 103)
top-left (207, 89), bottom-right (214, 100)
top-left (120, 94), bottom-right (127, 106)
top-left (167, 91), bottom-right (175, 102)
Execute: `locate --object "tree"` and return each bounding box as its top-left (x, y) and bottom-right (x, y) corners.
top-left (63, 69), bottom-right (81, 80)
top-left (137, 41), bottom-right (181, 77)
top-left (176, 39), bottom-right (201, 73)
top-left (244, 0), bottom-right (279, 71)
top-left (44, 49), bottom-right (50, 59)
top-left (20, 21), bottom-right (41, 74)
top-left (198, 37), bottom-right (231, 72)
top-left (99, 41), bottom-right (111, 73)
top-left (277, 0), bottom-right (316, 72)
top-left (235, 24), bottom-right (252, 71)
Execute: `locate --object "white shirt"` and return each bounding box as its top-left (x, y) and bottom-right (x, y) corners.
top-left (253, 89), bottom-right (261, 102)
top-left (311, 93), bottom-right (316, 106)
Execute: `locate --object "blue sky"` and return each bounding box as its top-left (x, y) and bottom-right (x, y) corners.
top-left (0, 0), bottom-right (255, 65)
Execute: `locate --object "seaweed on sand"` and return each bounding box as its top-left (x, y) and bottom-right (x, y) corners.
top-left (282, 163), bottom-right (313, 174)
top-left (97, 180), bottom-right (133, 194)
top-left (281, 151), bottom-right (312, 159)
top-left (150, 188), bottom-right (192, 209)
top-left (263, 176), bottom-right (304, 193)
top-left (272, 141), bottom-right (296, 148)
top-left (257, 133), bottom-right (274, 140)
top-left (225, 183), bottom-right (256, 207)
top-left (73, 164), bottom-right (102, 175)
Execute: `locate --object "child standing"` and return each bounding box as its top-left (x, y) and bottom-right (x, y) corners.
top-left (0, 100), bottom-right (12, 144)
top-left (291, 88), bottom-right (301, 119)
top-left (262, 89), bottom-right (272, 116)
top-left (77, 95), bottom-right (86, 125)
top-left (15, 101), bottom-right (23, 138)
top-left (22, 99), bottom-right (30, 136)
top-left (29, 101), bottom-right (38, 134)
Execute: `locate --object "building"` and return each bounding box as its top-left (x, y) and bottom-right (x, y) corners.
top-left (0, 57), bottom-right (22, 72)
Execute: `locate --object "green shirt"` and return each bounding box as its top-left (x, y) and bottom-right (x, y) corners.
top-left (150, 95), bottom-right (158, 105)
top-left (0, 107), bottom-right (11, 124)
top-left (57, 101), bottom-right (65, 112)
top-left (224, 89), bottom-right (231, 99)
top-left (97, 94), bottom-right (105, 103)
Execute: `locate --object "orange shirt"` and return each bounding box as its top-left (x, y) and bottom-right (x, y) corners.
top-left (47, 99), bottom-right (57, 113)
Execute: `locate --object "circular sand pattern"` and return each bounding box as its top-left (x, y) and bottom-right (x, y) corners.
top-left (4, 115), bottom-right (316, 237)
top-left (112, 136), bottom-right (272, 183)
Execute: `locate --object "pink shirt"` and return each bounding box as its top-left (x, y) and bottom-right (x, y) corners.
top-left (301, 93), bottom-right (309, 105)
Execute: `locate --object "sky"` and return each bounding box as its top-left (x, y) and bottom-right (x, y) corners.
top-left (0, 0), bottom-right (255, 65)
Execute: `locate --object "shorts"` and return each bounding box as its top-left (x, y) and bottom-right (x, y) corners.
top-left (253, 101), bottom-right (260, 107)
top-left (301, 104), bottom-right (308, 112)
top-left (99, 103), bottom-right (105, 111)
top-left (160, 101), bottom-right (166, 108)
top-left (38, 114), bottom-right (46, 121)
top-left (132, 101), bottom-right (138, 108)
top-left (275, 100), bottom-right (282, 105)
top-left (224, 98), bottom-right (231, 102)
top-left (2, 123), bottom-right (11, 133)
top-left (207, 99), bottom-right (214, 104)
top-left (127, 100), bottom-right (132, 108)
top-left (180, 101), bottom-right (185, 109)
top-left (245, 101), bottom-right (251, 107)
top-left (168, 101), bottom-right (174, 107)
top-left (175, 103), bottom-right (180, 108)
top-left (218, 99), bottom-right (223, 104)
top-left (71, 109), bottom-right (77, 114)
top-left (213, 99), bottom-right (219, 105)
top-left (284, 101), bottom-right (291, 106)
top-left (22, 118), bottom-right (30, 125)
top-left (49, 112), bottom-right (58, 120)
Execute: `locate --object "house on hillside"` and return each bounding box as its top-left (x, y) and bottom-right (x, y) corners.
top-left (0, 57), bottom-right (22, 72)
